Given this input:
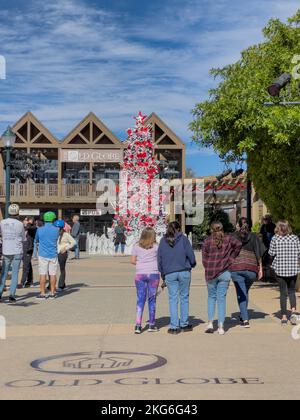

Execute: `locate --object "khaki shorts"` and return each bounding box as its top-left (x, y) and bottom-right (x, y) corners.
top-left (38, 256), bottom-right (58, 276)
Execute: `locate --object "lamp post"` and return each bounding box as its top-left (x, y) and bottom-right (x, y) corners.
top-left (1, 126), bottom-right (16, 218)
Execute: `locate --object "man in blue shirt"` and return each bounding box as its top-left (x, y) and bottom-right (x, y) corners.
top-left (34, 212), bottom-right (59, 300)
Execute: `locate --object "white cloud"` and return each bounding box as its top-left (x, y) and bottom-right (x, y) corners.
top-left (0, 0), bottom-right (298, 155)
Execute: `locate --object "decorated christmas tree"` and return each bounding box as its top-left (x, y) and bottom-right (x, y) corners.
top-left (114, 112), bottom-right (167, 236)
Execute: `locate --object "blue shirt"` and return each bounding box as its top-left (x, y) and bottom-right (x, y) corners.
top-left (35, 223), bottom-right (59, 259)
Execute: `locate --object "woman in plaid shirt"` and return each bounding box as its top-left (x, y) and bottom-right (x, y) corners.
top-left (269, 220), bottom-right (300, 326)
top-left (202, 221), bottom-right (242, 335)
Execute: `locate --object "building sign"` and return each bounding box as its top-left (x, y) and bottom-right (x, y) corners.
top-left (19, 209), bottom-right (40, 216)
top-left (61, 149), bottom-right (123, 163)
top-left (80, 209), bottom-right (102, 217)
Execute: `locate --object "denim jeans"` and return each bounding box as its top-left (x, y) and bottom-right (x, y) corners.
top-left (115, 243), bottom-right (125, 254)
top-left (165, 271), bottom-right (191, 329)
top-left (231, 270), bottom-right (257, 321)
top-left (74, 238), bottom-right (80, 259)
top-left (206, 271), bottom-right (231, 325)
top-left (0, 254), bottom-right (23, 297)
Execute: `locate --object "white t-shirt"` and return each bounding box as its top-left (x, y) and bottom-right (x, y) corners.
top-left (0, 218), bottom-right (25, 255)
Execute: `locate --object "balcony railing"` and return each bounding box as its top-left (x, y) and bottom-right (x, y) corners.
top-left (0, 183), bottom-right (103, 201)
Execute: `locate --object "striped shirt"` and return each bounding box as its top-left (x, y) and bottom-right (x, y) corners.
top-left (269, 234), bottom-right (300, 277)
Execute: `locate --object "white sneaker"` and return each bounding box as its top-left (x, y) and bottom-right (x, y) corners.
top-left (218, 326), bottom-right (225, 335)
top-left (205, 322), bottom-right (214, 334)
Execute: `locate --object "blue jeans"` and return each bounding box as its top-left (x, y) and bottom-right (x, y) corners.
top-left (0, 254), bottom-right (23, 298)
top-left (115, 243), bottom-right (125, 254)
top-left (74, 238), bottom-right (80, 259)
top-left (207, 271), bottom-right (231, 325)
top-left (165, 271), bottom-right (191, 329)
top-left (231, 270), bottom-right (257, 321)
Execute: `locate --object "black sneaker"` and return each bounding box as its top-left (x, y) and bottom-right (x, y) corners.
top-left (48, 293), bottom-right (57, 300)
top-left (281, 319), bottom-right (288, 326)
top-left (8, 296), bottom-right (16, 303)
top-left (148, 325), bottom-right (159, 332)
top-left (181, 324), bottom-right (193, 332)
top-left (36, 294), bottom-right (47, 300)
top-left (135, 325), bottom-right (142, 334)
top-left (168, 328), bottom-right (180, 335)
top-left (241, 321), bottom-right (250, 328)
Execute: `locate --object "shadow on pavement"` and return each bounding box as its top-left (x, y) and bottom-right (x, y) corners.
top-left (225, 309), bottom-right (270, 331)
top-left (155, 316), bottom-right (206, 329)
top-left (67, 283), bottom-right (89, 289)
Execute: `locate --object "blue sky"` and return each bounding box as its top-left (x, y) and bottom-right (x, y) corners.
top-left (0, 0), bottom-right (299, 175)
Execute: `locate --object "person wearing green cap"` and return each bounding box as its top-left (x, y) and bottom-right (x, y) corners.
top-left (34, 211), bottom-right (59, 300)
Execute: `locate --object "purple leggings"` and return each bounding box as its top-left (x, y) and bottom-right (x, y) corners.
top-left (135, 273), bottom-right (160, 326)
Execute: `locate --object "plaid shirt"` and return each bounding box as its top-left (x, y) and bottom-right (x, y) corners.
top-left (202, 235), bottom-right (242, 281)
top-left (269, 234), bottom-right (300, 277)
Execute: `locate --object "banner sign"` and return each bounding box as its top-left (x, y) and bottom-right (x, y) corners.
top-left (61, 149), bottom-right (123, 163)
top-left (80, 209), bottom-right (102, 216)
top-left (19, 209), bottom-right (40, 216)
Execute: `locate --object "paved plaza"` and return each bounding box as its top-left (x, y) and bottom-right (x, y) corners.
top-left (0, 253), bottom-right (299, 400)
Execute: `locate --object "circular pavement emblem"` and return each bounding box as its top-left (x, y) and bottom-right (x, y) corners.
top-left (31, 351), bottom-right (167, 375)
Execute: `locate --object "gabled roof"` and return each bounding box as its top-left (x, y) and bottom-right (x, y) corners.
top-left (61, 112), bottom-right (123, 147)
top-left (12, 112), bottom-right (58, 146)
top-left (145, 113), bottom-right (185, 148)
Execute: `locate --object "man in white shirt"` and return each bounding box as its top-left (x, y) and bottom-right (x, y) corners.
top-left (0, 204), bottom-right (25, 303)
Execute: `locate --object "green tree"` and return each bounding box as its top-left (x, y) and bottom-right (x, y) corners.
top-left (193, 207), bottom-right (234, 247)
top-left (190, 11), bottom-right (300, 232)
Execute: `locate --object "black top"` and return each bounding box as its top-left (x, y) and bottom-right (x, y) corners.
top-left (233, 232), bottom-right (266, 262)
top-left (23, 226), bottom-right (37, 253)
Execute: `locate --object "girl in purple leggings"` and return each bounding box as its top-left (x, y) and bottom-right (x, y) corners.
top-left (131, 228), bottom-right (160, 334)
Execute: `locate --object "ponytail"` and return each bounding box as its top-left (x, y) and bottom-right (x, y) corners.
top-left (210, 221), bottom-right (224, 248)
top-left (59, 228), bottom-right (64, 244)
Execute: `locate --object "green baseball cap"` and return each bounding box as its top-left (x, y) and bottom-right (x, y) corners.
top-left (43, 211), bottom-right (56, 223)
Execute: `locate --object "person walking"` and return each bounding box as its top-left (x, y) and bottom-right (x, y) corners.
top-left (21, 216), bottom-right (37, 288)
top-left (158, 221), bottom-right (196, 334)
top-left (54, 220), bottom-right (76, 292)
top-left (260, 215), bottom-right (276, 282)
top-left (0, 204), bottom-right (25, 303)
top-left (71, 215), bottom-right (81, 259)
top-left (34, 212), bottom-right (59, 300)
top-left (202, 221), bottom-right (242, 335)
top-left (114, 221), bottom-right (127, 256)
top-left (131, 228), bottom-right (161, 334)
top-left (230, 218), bottom-right (266, 328)
top-left (268, 220), bottom-right (300, 326)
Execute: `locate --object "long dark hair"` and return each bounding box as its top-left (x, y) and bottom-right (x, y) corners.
top-left (210, 221), bottom-right (224, 248)
top-left (165, 221), bottom-right (181, 247)
top-left (237, 217), bottom-right (250, 240)
top-left (59, 228), bottom-right (64, 244)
